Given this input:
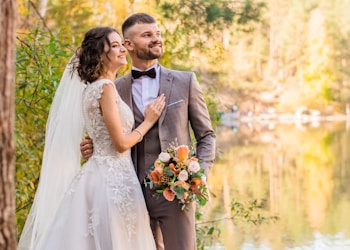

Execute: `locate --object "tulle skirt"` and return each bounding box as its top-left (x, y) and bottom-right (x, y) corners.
top-left (37, 155), bottom-right (156, 250)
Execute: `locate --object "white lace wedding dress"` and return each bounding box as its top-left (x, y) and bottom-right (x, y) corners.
top-left (37, 79), bottom-right (156, 250)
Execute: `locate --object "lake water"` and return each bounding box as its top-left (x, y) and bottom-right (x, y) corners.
top-left (201, 119), bottom-right (350, 250)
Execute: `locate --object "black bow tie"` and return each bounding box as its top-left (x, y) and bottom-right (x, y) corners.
top-left (131, 68), bottom-right (156, 79)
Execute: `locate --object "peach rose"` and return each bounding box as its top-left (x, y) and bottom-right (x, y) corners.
top-left (153, 159), bottom-right (164, 174)
top-left (154, 159), bottom-right (164, 168)
top-left (171, 180), bottom-right (190, 191)
top-left (176, 145), bottom-right (189, 162)
top-left (163, 187), bottom-right (175, 201)
top-left (187, 157), bottom-right (198, 164)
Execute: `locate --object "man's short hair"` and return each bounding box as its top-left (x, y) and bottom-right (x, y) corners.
top-left (122, 13), bottom-right (156, 36)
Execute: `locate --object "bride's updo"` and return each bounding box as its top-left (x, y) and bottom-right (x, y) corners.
top-left (76, 26), bottom-right (118, 84)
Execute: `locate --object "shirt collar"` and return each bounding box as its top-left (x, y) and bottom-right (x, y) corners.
top-left (132, 63), bottom-right (159, 72)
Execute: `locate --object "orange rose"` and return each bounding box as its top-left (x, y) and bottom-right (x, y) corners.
top-left (163, 187), bottom-right (175, 201)
top-left (170, 163), bottom-right (181, 174)
top-left (190, 177), bottom-right (202, 190)
top-left (150, 170), bottom-right (162, 184)
top-left (176, 145), bottom-right (189, 162)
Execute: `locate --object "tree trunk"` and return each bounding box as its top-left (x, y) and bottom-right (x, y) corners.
top-left (0, 0), bottom-right (17, 249)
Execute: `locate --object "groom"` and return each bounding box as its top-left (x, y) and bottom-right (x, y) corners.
top-left (81, 13), bottom-right (216, 250)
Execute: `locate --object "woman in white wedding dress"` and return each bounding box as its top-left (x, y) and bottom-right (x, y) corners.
top-left (18, 26), bottom-right (165, 250)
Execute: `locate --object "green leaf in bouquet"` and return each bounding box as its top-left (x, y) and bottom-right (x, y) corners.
top-left (173, 185), bottom-right (186, 198)
top-left (164, 166), bottom-right (174, 177)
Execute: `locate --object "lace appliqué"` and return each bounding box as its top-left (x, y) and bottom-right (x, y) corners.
top-left (66, 167), bottom-right (87, 195)
top-left (86, 210), bottom-right (100, 237)
top-left (108, 159), bottom-right (138, 240)
top-left (92, 155), bottom-right (138, 240)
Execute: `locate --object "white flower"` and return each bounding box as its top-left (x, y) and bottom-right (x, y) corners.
top-left (188, 161), bottom-right (200, 173)
top-left (201, 175), bottom-right (207, 185)
top-left (178, 170), bottom-right (189, 181)
top-left (158, 152), bottom-right (171, 163)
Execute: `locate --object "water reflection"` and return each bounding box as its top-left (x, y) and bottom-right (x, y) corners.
top-left (203, 121), bottom-right (350, 250)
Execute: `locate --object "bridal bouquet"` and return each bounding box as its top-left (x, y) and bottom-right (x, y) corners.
top-left (146, 144), bottom-right (208, 210)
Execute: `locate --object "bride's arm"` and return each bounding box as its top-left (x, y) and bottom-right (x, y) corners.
top-left (100, 83), bottom-right (165, 153)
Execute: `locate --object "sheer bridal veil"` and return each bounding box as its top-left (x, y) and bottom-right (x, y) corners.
top-left (18, 57), bottom-right (86, 250)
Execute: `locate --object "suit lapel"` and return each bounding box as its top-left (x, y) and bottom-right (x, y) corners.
top-left (159, 67), bottom-right (173, 125)
top-left (116, 73), bottom-right (133, 109)
top-left (117, 68), bottom-right (172, 125)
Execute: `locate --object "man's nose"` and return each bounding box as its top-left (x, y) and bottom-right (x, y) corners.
top-left (151, 34), bottom-right (162, 42)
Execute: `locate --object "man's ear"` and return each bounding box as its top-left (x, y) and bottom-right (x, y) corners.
top-left (123, 39), bottom-right (133, 51)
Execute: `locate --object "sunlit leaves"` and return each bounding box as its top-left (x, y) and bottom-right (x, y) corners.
top-left (299, 8), bottom-right (336, 108)
top-left (157, 0), bottom-right (266, 69)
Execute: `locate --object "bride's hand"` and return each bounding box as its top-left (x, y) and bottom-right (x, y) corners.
top-left (144, 94), bottom-right (166, 124)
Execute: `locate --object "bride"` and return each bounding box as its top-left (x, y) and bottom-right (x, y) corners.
top-left (18, 26), bottom-right (165, 250)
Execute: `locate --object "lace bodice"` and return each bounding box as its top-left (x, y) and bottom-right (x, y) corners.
top-left (82, 79), bottom-right (134, 157)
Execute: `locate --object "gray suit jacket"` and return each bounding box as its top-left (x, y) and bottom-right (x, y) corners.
top-left (115, 66), bottom-right (216, 174)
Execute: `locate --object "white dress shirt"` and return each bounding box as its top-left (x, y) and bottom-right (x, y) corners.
top-left (131, 64), bottom-right (160, 115)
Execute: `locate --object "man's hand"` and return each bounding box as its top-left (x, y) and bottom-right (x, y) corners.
top-left (80, 136), bottom-right (93, 160)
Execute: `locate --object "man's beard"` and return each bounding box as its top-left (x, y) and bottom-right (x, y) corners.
top-left (136, 46), bottom-right (163, 60)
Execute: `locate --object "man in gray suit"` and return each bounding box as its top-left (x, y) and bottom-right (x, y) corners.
top-left (81, 13), bottom-right (216, 250)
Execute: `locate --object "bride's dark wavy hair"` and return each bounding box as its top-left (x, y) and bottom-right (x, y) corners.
top-left (74, 26), bottom-right (118, 84)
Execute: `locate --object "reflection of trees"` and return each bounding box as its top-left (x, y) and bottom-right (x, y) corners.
top-left (302, 148), bottom-right (334, 229)
top-left (209, 122), bottom-right (350, 249)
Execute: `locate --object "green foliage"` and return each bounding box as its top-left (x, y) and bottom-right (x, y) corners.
top-left (160, 0), bottom-right (264, 31)
top-left (299, 8), bottom-right (337, 108)
top-left (195, 198), bottom-right (278, 249)
top-left (157, 0), bottom-right (266, 69)
top-left (156, 0), bottom-right (266, 122)
top-left (195, 209), bottom-right (221, 250)
top-left (204, 86), bottom-right (222, 130)
top-left (230, 199), bottom-right (279, 225)
top-left (46, 0), bottom-right (94, 46)
top-left (15, 29), bottom-right (72, 236)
